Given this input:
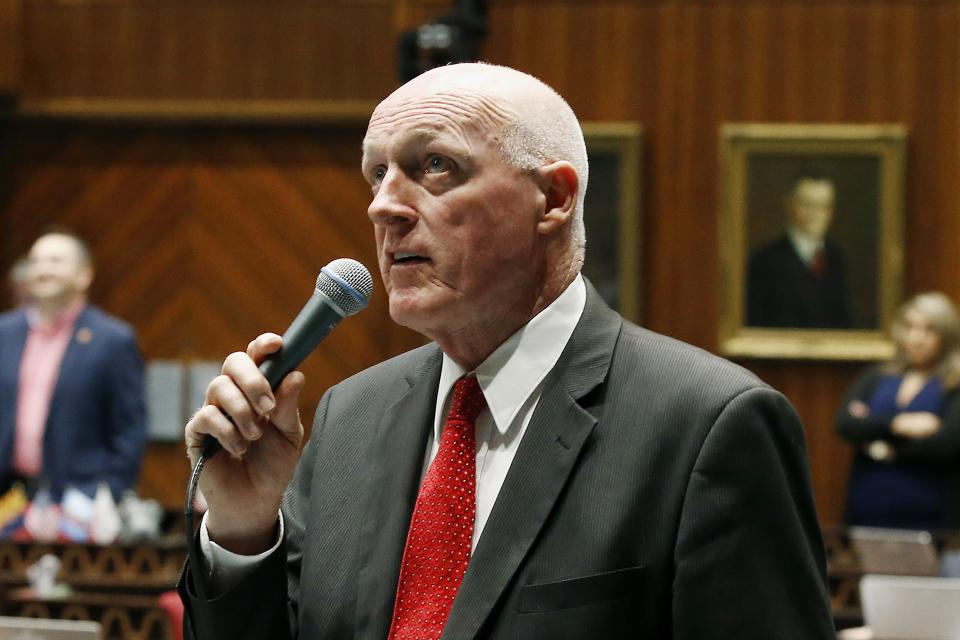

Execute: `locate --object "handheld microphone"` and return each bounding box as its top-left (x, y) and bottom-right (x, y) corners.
top-left (201, 258), bottom-right (374, 458)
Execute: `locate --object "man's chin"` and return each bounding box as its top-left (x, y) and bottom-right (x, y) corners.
top-left (388, 296), bottom-right (445, 335)
top-left (29, 292), bottom-right (62, 304)
top-left (388, 305), bottom-right (425, 332)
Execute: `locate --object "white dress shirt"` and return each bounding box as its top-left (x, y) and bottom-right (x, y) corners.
top-left (201, 274), bottom-right (587, 594)
top-left (787, 225), bottom-right (825, 266)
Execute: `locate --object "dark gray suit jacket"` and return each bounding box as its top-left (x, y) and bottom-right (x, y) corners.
top-left (181, 284), bottom-right (834, 639)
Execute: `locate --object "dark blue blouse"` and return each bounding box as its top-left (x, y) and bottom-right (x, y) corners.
top-left (845, 374), bottom-right (946, 529)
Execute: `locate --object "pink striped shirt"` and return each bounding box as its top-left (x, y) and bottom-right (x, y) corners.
top-left (14, 301), bottom-right (85, 477)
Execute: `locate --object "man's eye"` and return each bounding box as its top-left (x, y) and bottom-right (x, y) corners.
top-left (424, 155), bottom-right (453, 174)
top-left (372, 166), bottom-right (387, 183)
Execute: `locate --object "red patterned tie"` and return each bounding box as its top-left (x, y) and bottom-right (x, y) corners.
top-left (388, 375), bottom-right (485, 640)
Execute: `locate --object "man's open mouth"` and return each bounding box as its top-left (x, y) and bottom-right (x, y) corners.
top-left (393, 252), bottom-right (429, 265)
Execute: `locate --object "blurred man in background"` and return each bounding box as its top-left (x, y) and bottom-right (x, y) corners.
top-left (0, 229), bottom-right (147, 499)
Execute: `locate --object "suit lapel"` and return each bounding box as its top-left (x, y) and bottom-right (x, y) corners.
top-left (45, 307), bottom-right (92, 437)
top-left (442, 282), bottom-right (622, 639)
top-left (354, 348), bottom-right (442, 640)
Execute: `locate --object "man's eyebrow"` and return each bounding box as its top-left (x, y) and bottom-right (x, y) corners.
top-left (362, 127), bottom-right (461, 163)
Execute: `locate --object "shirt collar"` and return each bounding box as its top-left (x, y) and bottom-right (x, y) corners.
top-left (786, 226), bottom-right (824, 264)
top-left (435, 273), bottom-right (587, 439)
top-left (25, 300), bottom-right (86, 332)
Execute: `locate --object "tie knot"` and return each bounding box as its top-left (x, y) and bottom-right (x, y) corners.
top-left (448, 375), bottom-right (485, 423)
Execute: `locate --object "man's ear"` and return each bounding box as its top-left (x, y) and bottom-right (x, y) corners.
top-left (537, 161), bottom-right (579, 235)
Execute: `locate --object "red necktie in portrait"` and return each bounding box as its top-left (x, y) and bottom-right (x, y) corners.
top-left (388, 375), bottom-right (485, 640)
top-left (810, 248), bottom-right (827, 278)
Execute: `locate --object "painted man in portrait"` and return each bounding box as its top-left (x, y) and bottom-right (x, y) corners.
top-left (746, 172), bottom-right (850, 329)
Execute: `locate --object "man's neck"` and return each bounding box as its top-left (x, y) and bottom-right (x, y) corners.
top-left (433, 315), bottom-right (534, 372)
top-left (32, 297), bottom-right (85, 327)
top-left (434, 270), bottom-right (580, 371)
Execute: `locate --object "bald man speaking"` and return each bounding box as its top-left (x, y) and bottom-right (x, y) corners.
top-left (180, 64), bottom-right (834, 639)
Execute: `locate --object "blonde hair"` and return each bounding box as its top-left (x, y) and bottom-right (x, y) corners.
top-left (888, 291), bottom-right (960, 389)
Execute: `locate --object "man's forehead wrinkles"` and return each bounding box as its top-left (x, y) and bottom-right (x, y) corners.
top-left (369, 89), bottom-right (514, 133)
top-left (368, 112), bottom-right (466, 137)
top-left (363, 124), bottom-right (470, 161)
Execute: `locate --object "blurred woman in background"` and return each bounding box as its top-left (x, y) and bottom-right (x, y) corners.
top-left (837, 291), bottom-right (960, 530)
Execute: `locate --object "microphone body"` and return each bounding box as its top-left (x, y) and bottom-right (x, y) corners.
top-left (258, 289), bottom-right (348, 389)
top-left (201, 259), bottom-right (373, 459)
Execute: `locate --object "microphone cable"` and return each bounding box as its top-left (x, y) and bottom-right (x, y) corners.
top-left (184, 447), bottom-right (211, 600)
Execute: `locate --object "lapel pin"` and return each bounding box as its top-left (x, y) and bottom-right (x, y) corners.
top-left (76, 327), bottom-right (93, 344)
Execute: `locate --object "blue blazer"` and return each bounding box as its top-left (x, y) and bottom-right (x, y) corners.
top-left (0, 304), bottom-right (147, 499)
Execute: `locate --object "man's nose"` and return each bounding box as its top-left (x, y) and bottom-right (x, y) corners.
top-left (368, 167), bottom-right (418, 228)
top-left (28, 262), bottom-right (48, 276)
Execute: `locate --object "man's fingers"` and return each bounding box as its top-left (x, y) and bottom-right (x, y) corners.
top-left (205, 375), bottom-right (264, 442)
top-left (246, 333), bottom-right (283, 363)
top-left (185, 334), bottom-right (300, 464)
top-left (221, 352), bottom-right (275, 417)
top-left (271, 371), bottom-right (306, 440)
top-left (186, 405), bottom-right (249, 458)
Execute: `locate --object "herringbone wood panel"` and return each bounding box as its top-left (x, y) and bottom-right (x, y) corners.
top-left (1, 122), bottom-right (422, 506)
top-left (5, 0), bottom-right (960, 523)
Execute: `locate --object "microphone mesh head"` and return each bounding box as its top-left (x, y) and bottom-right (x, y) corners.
top-left (316, 258), bottom-right (374, 316)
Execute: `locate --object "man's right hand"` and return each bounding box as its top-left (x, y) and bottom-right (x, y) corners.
top-left (185, 333), bottom-right (306, 555)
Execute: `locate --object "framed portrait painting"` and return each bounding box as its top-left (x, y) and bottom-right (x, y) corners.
top-left (581, 122), bottom-right (642, 323)
top-left (718, 123), bottom-right (906, 360)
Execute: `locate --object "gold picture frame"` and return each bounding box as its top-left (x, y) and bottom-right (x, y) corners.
top-left (718, 123), bottom-right (906, 360)
top-left (582, 122), bottom-right (643, 323)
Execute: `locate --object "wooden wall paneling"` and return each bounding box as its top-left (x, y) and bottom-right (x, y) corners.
top-left (13, 99), bottom-right (378, 123)
top-left (0, 119), bottom-right (423, 506)
top-left (19, 1), bottom-right (402, 101)
top-left (138, 442), bottom-right (190, 513)
top-left (4, 0), bottom-right (960, 520)
top-left (903, 2), bottom-right (960, 296)
top-left (1, 123), bottom-right (195, 350)
top-left (189, 126), bottom-right (387, 383)
top-left (0, 0), bottom-right (20, 96)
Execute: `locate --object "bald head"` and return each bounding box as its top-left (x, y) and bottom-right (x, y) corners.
top-left (363, 63), bottom-right (588, 367)
top-left (370, 64), bottom-right (589, 258)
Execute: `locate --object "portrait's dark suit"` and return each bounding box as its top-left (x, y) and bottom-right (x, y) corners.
top-left (747, 233), bottom-right (850, 329)
top-left (0, 305), bottom-right (147, 499)
top-left (181, 283), bottom-right (834, 639)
